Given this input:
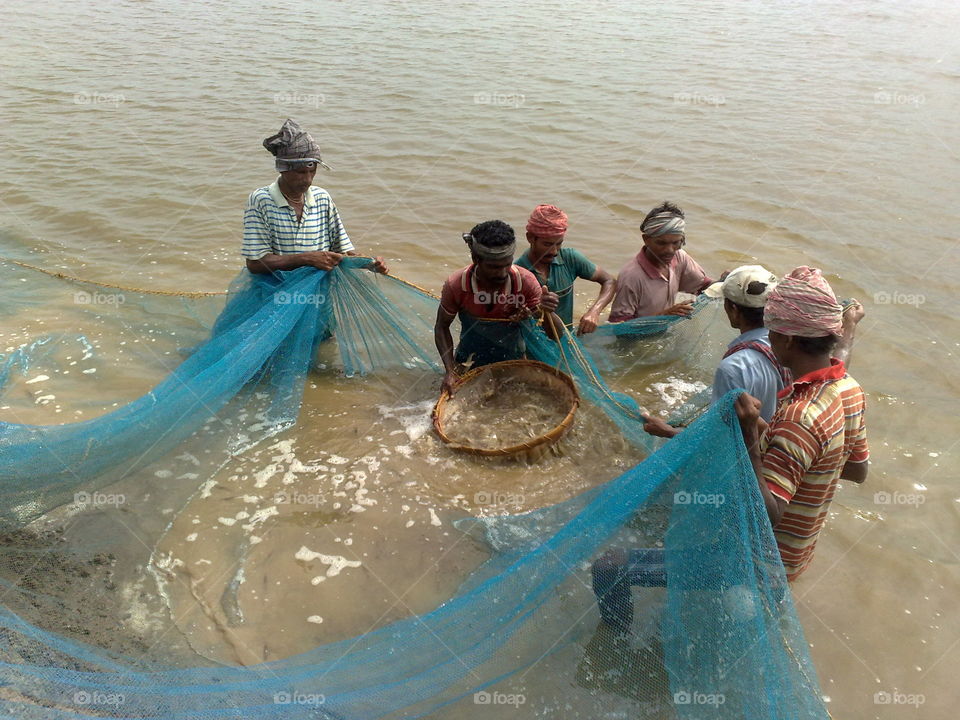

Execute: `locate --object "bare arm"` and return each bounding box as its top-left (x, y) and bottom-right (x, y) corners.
top-left (643, 415), bottom-right (681, 439)
top-left (434, 306), bottom-right (460, 395)
top-left (246, 251), bottom-right (387, 275)
top-left (577, 267), bottom-right (616, 335)
top-left (840, 459), bottom-right (868, 484)
top-left (735, 393), bottom-right (788, 527)
top-left (245, 251), bottom-right (342, 274)
top-left (833, 300), bottom-right (864, 367)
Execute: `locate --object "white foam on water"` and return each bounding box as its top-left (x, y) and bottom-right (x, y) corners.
top-left (650, 377), bottom-right (708, 408)
top-left (295, 546), bottom-right (361, 577)
top-left (428, 508), bottom-right (442, 526)
top-left (307, 615), bottom-right (324, 624)
top-left (242, 505), bottom-right (278, 529)
top-left (185, 533), bottom-right (198, 542)
top-left (34, 394), bottom-right (55, 404)
top-left (24, 374), bottom-right (49, 384)
top-left (377, 400), bottom-right (434, 442)
top-left (217, 517), bottom-right (236, 526)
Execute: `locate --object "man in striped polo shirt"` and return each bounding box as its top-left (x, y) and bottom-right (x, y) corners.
top-left (243, 119), bottom-right (386, 275)
top-left (736, 266), bottom-right (868, 580)
top-left (591, 267), bottom-right (866, 629)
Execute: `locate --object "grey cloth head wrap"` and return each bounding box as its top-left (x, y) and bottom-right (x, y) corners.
top-left (641, 211), bottom-right (686, 237)
top-left (263, 118), bottom-right (332, 172)
top-left (462, 233), bottom-right (516, 261)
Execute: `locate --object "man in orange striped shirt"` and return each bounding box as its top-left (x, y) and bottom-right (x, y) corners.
top-left (591, 267), bottom-right (866, 629)
top-left (736, 266), bottom-right (868, 580)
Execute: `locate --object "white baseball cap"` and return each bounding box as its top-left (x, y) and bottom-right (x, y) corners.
top-left (704, 265), bottom-right (778, 308)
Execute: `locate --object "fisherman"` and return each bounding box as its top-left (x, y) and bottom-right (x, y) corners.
top-left (592, 267), bottom-right (866, 629)
top-left (435, 220), bottom-right (561, 395)
top-left (643, 265), bottom-right (789, 437)
top-left (734, 266), bottom-right (868, 580)
top-left (514, 204), bottom-right (616, 335)
top-left (608, 202), bottom-right (713, 320)
top-left (242, 118), bottom-right (387, 275)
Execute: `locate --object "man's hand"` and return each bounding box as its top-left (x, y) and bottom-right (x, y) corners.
top-left (577, 309), bottom-right (600, 335)
top-left (371, 256), bottom-right (389, 274)
top-left (734, 392), bottom-right (762, 448)
top-left (539, 286), bottom-right (560, 313)
top-left (842, 298), bottom-right (865, 325)
top-left (441, 370), bottom-right (461, 396)
top-left (643, 415), bottom-right (679, 439)
top-left (664, 301), bottom-right (694, 317)
top-left (306, 251), bottom-right (344, 271)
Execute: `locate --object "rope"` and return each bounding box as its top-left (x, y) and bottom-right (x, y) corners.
top-left (0, 253), bottom-right (444, 301)
top-left (0, 256), bottom-right (228, 297)
top-left (556, 321), bottom-right (652, 422)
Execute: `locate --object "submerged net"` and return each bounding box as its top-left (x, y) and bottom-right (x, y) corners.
top-left (0, 256), bottom-right (828, 719)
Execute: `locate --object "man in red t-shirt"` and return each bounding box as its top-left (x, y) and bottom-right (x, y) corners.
top-left (435, 220), bottom-right (560, 394)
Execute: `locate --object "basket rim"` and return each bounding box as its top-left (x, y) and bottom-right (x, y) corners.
top-left (432, 359), bottom-right (581, 457)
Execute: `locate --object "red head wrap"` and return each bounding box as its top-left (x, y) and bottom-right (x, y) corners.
top-left (526, 204), bottom-right (568, 238)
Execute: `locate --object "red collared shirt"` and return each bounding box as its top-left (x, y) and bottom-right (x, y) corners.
top-left (439, 264), bottom-right (542, 319)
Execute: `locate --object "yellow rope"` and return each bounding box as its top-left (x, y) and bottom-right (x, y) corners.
top-left (0, 254), bottom-right (444, 301)
top-left (556, 321), bottom-right (653, 422)
top-left (0, 256), bottom-right (228, 297)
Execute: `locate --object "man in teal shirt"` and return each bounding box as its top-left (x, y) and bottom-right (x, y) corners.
top-left (514, 204), bottom-right (616, 335)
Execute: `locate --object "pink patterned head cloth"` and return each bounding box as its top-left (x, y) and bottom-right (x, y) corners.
top-left (526, 205), bottom-right (568, 238)
top-left (764, 266), bottom-right (843, 338)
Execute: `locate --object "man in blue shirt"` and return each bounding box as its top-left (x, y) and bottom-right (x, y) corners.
top-left (644, 265), bottom-right (788, 437)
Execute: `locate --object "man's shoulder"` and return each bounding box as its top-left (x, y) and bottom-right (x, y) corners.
top-left (248, 185), bottom-right (275, 205)
top-left (443, 265), bottom-right (472, 288)
top-left (616, 253), bottom-right (643, 280)
top-left (308, 185), bottom-right (334, 203)
top-left (675, 248), bottom-right (704, 270)
top-left (560, 246), bottom-right (589, 263)
top-left (514, 264), bottom-right (539, 283)
top-left (779, 379), bottom-right (855, 433)
top-left (561, 247), bottom-right (596, 274)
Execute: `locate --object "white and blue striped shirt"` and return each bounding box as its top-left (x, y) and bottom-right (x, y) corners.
top-left (242, 181), bottom-right (354, 260)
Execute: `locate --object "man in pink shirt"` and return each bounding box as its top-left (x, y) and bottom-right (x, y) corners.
top-left (435, 220), bottom-right (559, 394)
top-left (608, 202), bottom-right (713, 320)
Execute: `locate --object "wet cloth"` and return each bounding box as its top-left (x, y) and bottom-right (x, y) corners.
top-left (242, 182), bottom-right (353, 259)
top-left (761, 359), bottom-right (869, 580)
top-left (262, 118), bottom-right (330, 172)
top-left (764, 266), bottom-right (843, 338)
top-left (609, 248), bottom-right (710, 320)
top-left (440, 265), bottom-right (542, 367)
top-left (525, 204), bottom-right (568, 238)
top-left (640, 211), bottom-right (685, 238)
top-left (515, 247), bottom-right (596, 326)
top-left (711, 328), bottom-right (787, 422)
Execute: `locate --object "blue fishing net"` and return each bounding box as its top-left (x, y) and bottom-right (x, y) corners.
top-left (0, 257), bottom-right (828, 718)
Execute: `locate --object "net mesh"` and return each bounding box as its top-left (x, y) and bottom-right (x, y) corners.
top-left (0, 257), bottom-right (827, 719)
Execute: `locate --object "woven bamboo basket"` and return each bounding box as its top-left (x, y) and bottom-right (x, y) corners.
top-left (432, 359), bottom-right (580, 462)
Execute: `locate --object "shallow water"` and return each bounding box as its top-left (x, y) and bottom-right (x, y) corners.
top-left (2, 0), bottom-right (960, 716)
